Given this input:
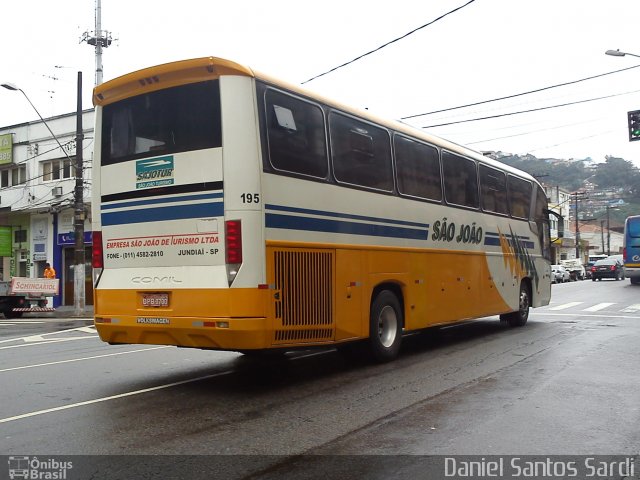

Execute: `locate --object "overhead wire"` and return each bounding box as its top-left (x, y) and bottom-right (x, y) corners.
top-left (420, 89), bottom-right (640, 128)
top-left (301, 0), bottom-right (477, 84)
top-left (401, 63), bottom-right (640, 120)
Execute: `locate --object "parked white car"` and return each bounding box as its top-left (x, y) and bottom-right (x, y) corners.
top-left (551, 265), bottom-right (571, 283)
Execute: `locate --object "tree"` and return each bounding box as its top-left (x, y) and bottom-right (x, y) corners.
top-left (593, 156), bottom-right (640, 193)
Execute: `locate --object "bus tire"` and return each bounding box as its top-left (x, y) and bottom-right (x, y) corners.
top-left (500, 282), bottom-right (530, 327)
top-left (368, 290), bottom-right (403, 362)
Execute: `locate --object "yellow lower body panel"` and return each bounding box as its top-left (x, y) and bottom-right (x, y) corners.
top-left (94, 288), bottom-right (272, 350)
top-left (95, 315), bottom-right (271, 350)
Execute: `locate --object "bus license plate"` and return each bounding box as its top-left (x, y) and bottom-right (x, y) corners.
top-left (142, 293), bottom-right (169, 307)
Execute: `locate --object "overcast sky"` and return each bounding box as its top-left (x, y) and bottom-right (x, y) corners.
top-left (3, 0), bottom-right (640, 168)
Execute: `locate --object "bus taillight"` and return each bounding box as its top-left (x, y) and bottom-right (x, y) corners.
top-left (225, 220), bottom-right (242, 285)
top-left (92, 230), bottom-right (104, 269)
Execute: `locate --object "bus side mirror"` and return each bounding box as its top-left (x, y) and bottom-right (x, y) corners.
top-left (545, 209), bottom-right (564, 238)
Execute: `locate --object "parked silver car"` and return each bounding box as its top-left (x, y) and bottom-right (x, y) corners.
top-left (551, 265), bottom-right (571, 283)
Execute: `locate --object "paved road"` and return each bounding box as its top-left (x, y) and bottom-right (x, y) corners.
top-left (0, 280), bottom-right (638, 479)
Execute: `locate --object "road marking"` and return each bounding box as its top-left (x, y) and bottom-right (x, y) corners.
top-left (0, 346), bottom-right (171, 373)
top-left (0, 371), bottom-right (233, 424)
top-left (621, 304), bottom-right (640, 313)
top-left (0, 326), bottom-right (97, 345)
top-left (583, 303), bottom-right (616, 312)
top-left (0, 337), bottom-right (97, 351)
top-left (548, 302), bottom-right (583, 311)
top-left (0, 321), bottom-right (46, 325)
top-left (531, 312), bottom-right (640, 320)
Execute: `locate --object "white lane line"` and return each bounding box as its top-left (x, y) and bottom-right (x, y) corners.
top-left (548, 302), bottom-right (583, 311)
top-left (531, 312), bottom-right (640, 319)
top-left (0, 337), bottom-right (96, 351)
top-left (0, 321), bottom-right (46, 325)
top-left (621, 304), bottom-right (640, 313)
top-left (0, 371), bottom-right (233, 424)
top-left (0, 346), bottom-right (171, 373)
top-left (0, 326), bottom-right (97, 345)
top-left (583, 303), bottom-right (616, 312)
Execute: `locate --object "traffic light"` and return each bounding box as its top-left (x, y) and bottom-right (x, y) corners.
top-left (627, 110), bottom-right (640, 142)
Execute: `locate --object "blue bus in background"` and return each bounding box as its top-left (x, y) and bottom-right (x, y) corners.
top-left (623, 215), bottom-right (640, 285)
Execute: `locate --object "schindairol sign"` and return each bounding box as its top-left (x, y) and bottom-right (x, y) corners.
top-left (136, 156), bottom-right (174, 189)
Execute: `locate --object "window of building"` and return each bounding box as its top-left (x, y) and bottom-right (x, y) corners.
top-left (0, 165), bottom-right (26, 188)
top-left (479, 164), bottom-right (508, 214)
top-left (394, 135), bottom-right (442, 201)
top-left (265, 89), bottom-right (328, 178)
top-left (442, 151), bottom-right (479, 208)
top-left (14, 229), bottom-right (27, 243)
top-left (329, 112), bottom-right (393, 191)
top-left (42, 159), bottom-right (73, 182)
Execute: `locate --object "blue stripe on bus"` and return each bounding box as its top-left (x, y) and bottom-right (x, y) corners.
top-left (266, 213), bottom-right (428, 240)
top-left (485, 231), bottom-right (530, 240)
top-left (102, 202), bottom-right (224, 226)
top-left (484, 232), bottom-right (535, 250)
top-left (265, 204), bottom-right (429, 229)
top-left (102, 192), bottom-right (223, 210)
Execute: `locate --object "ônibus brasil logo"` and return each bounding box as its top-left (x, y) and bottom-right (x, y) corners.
top-left (136, 156), bottom-right (175, 189)
top-left (8, 456), bottom-right (73, 479)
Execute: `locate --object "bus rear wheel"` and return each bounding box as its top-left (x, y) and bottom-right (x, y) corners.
top-left (368, 290), bottom-right (403, 362)
top-left (500, 282), bottom-right (530, 327)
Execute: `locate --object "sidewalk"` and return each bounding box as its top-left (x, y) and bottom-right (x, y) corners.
top-left (18, 305), bottom-right (95, 320)
top-left (52, 305), bottom-right (94, 319)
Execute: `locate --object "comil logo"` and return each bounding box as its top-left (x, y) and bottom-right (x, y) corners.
top-left (8, 456), bottom-right (73, 479)
top-left (136, 155), bottom-right (175, 189)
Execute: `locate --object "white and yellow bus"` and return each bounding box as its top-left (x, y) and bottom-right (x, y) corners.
top-left (91, 56), bottom-right (558, 361)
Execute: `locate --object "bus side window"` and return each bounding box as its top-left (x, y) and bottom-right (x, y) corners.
top-left (394, 135), bottom-right (442, 201)
top-left (265, 89), bottom-right (328, 178)
top-left (329, 112), bottom-right (393, 191)
top-left (442, 151), bottom-right (479, 208)
top-left (508, 176), bottom-right (532, 219)
top-left (479, 165), bottom-right (508, 215)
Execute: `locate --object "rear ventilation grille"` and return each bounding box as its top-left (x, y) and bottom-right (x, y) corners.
top-left (275, 328), bottom-right (333, 342)
top-left (272, 249), bottom-right (334, 344)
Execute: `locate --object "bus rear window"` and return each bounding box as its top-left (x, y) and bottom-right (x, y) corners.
top-left (101, 80), bottom-right (222, 165)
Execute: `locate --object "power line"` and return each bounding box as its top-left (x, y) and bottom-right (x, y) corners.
top-left (421, 88), bottom-right (640, 128)
top-left (401, 63), bottom-right (640, 120)
top-left (465, 118), bottom-right (602, 145)
top-left (301, 0), bottom-right (477, 85)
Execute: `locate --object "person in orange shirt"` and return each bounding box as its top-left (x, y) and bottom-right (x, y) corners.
top-left (43, 263), bottom-right (56, 279)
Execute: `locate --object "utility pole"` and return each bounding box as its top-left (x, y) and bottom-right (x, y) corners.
top-left (572, 191), bottom-right (586, 260)
top-left (74, 72), bottom-right (85, 316)
top-left (574, 193), bottom-right (580, 259)
top-left (606, 205), bottom-right (618, 256)
top-left (600, 221), bottom-right (605, 254)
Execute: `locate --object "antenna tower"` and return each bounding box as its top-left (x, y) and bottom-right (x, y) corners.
top-left (80, 0), bottom-right (113, 85)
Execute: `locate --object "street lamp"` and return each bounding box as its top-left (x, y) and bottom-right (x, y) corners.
top-left (605, 49), bottom-right (640, 59)
top-left (1, 83), bottom-right (74, 164)
top-left (1, 79), bottom-right (86, 316)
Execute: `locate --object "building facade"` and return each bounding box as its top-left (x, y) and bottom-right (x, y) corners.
top-left (0, 109), bottom-right (94, 307)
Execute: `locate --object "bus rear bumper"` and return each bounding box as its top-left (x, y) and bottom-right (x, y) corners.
top-left (94, 316), bottom-right (272, 350)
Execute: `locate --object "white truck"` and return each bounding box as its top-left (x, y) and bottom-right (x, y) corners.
top-left (0, 277), bottom-right (59, 318)
top-left (560, 259), bottom-right (586, 281)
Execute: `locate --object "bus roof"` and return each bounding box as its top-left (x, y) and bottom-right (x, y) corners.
top-left (94, 56), bottom-right (538, 185)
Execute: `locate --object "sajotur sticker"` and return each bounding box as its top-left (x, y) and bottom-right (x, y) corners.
top-left (136, 156), bottom-right (175, 189)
